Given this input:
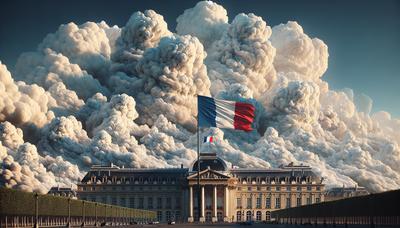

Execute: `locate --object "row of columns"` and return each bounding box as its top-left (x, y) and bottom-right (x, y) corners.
top-left (188, 185), bottom-right (229, 223)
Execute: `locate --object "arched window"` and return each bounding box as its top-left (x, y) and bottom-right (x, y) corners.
top-left (256, 211), bottom-right (262, 221)
top-left (236, 211), bottom-right (242, 222)
top-left (266, 211), bottom-right (271, 221)
top-left (246, 211), bottom-right (252, 221)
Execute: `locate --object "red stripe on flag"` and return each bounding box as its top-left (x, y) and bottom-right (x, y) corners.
top-left (233, 102), bottom-right (255, 131)
top-left (209, 137), bottom-right (213, 143)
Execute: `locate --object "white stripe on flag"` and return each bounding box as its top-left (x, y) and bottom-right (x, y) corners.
top-left (214, 99), bottom-right (235, 129)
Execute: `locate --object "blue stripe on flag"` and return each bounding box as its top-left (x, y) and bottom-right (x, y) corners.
top-left (198, 95), bottom-right (216, 127)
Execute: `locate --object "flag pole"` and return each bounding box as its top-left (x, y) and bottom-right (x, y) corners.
top-left (197, 97), bottom-right (201, 222)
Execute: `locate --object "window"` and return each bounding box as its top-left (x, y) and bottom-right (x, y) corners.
top-left (296, 197), bottom-right (302, 206)
top-left (237, 187), bottom-right (242, 191)
top-left (297, 186), bottom-right (301, 191)
top-left (157, 197), bottom-right (163, 209)
top-left (276, 187), bottom-right (281, 191)
top-left (286, 198), bottom-right (291, 208)
top-left (275, 197), bottom-right (281, 209)
top-left (247, 187), bottom-right (252, 191)
top-left (257, 186), bottom-right (261, 191)
top-left (256, 211), bottom-right (262, 221)
top-left (266, 211), bottom-right (271, 222)
top-left (307, 197), bottom-right (312, 205)
top-left (266, 187), bottom-right (271, 191)
top-left (316, 186), bottom-right (321, 191)
top-left (316, 197), bottom-right (320, 203)
top-left (236, 198), bottom-right (242, 209)
top-left (246, 211), bottom-right (252, 221)
top-left (111, 197), bottom-right (117, 205)
top-left (287, 186), bottom-right (291, 191)
top-left (247, 197), bottom-right (252, 209)
top-left (256, 197), bottom-right (261, 209)
top-left (102, 197), bottom-right (107, 204)
top-left (129, 197), bottom-right (135, 208)
top-left (166, 211), bottom-right (172, 221)
top-left (148, 197), bottom-right (153, 209)
top-left (157, 211), bottom-right (162, 222)
top-left (307, 186), bottom-right (312, 191)
top-left (237, 211), bottom-right (242, 222)
top-left (166, 197), bottom-right (172, 209)
top-left (265, 197), bottom-right (271, 209)
top-left (138, 197), bottom-right (144, 209)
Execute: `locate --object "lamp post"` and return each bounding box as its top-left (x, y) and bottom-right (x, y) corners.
top-left (34, 193), bottom-right (39, 228)
top-left (67, 198), bottom-right (71, 227)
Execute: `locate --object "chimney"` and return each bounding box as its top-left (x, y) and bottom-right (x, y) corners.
top-left (180, 164), bottom-right (183, 169)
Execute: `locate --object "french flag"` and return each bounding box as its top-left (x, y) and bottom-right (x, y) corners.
top-left (204, 136), bottom-right (213, 143)
top-left (198, 95), bottom-right (255, 132)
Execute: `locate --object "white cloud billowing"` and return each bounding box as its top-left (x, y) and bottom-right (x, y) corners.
top-left (1, 1), bottom-right (399, 194)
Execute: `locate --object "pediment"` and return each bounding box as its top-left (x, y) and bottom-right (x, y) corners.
top-left (188, 169), bottom-right (230, 180)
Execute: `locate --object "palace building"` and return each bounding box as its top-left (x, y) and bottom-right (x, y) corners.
top-left (76, 153), bottom-right (325, 223)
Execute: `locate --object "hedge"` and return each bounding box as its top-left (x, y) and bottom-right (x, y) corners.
top-left (0, 188), bottom-right (156, 219)
top-left (271, 188), bottom-right (400, 218)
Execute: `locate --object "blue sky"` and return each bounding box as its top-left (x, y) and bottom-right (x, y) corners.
top-left (1, 0), bottom-right (399, 117)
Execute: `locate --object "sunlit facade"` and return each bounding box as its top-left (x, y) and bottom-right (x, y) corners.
top-left (77, 153), bottom-right (324, 223)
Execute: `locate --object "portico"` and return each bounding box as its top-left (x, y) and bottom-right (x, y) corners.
top-left (186, 153), bottom-right (236, 223)
top-left (187, 168), bottom-right (236, 222)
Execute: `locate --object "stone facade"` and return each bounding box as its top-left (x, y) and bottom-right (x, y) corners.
top-left (324, 186), bottom-right (369, 202)
top-left (77, 153), bottom-right (325, 223)
top-left (48, 186), bottom-right (77, 199)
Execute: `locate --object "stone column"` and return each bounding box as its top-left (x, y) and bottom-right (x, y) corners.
top-left (224, 186), bottom-right (229, 222)
top-left (212, 186), bottom-right (218, 222)
top-left (188, 186), bottom-right (194, 222)
top-left (199, 186), bottom-right (205, 222)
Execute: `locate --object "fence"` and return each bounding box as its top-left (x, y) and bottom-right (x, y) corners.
top-left (0, 188), bottom-right (156, 227)
top-left (271, 189), bottom-right (400, 227)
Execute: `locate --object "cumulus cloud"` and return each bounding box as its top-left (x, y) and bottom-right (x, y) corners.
top-left (176, 1), bottom-right (228, 49)
top-left (206, 13), bottom-right (276, 99)
top-left (0, 1), bottom-right (399, 194)
top-left (134, 34), bottom-right (211, 130)
top-left (0, 62), bottom-right (55, 128)
top-left (38, 21), bottom-right (112, 80)
top-left (15, 49), bottom-right (109, 100)
top-left (271, 21), bottom-right (328, 81)
top-left (112, 10), bottom-right (172, 74)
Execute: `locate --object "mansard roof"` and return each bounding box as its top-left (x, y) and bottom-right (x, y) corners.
top-left (81, 164), bottom-right (188, 183)
top-left (79, 159), bottom-right (323, 184)
top-left (230, 166), bottom-right (321, 183)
